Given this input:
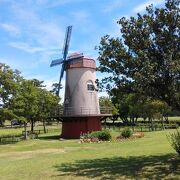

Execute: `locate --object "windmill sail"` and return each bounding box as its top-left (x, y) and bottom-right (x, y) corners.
top-left (62, 26), bottom-right (72, 61)
top-left (50, 25), bottom-right (73, 97)
top-left (50, 58), bottom-right (64, 67)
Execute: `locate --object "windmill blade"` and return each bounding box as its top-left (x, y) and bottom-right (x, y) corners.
top-left (56, 64), bottom-right (65, 96)
top-left (50, 58), bottom-right (64, 67)
top-left (62, 26), bottom-right (72, 61)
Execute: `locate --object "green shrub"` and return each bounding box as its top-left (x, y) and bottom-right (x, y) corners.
top-left (89, 130), bottom-right (111, 141)
top-left (168, 129), bottom-right (180, 156)
top-left (121, 127), bottom-right (132, 138)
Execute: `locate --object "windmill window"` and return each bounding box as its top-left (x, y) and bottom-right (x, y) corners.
top-left (87, 81), bottom-right (94, 91)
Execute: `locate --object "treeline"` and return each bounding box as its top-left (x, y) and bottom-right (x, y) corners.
top-left (99, 95), bottom-right (176, 126)
top-left (97, 0), bottom-right (180, 125)
top-left (0, 63), bottom-right (60, 138)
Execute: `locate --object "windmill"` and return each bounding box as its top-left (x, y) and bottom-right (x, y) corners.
top-left (50, 26), bottom-right (112, 138)
top-left (50, 25), bottom-right (72, 96)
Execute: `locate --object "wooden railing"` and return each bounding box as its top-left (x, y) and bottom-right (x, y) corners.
top-left (51, 106), bottom-right (112, 117)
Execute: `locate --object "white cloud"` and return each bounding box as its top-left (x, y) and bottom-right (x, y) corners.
top-left (103, 0), bottom-right (123, 13)
top-left (133, 0), bottom-right (164, 13)
top-left (8, 41), bottom-right (62, 66)
top-left (9, 41), bottom-right (59, 54)
top-left (0, 23), bottom-right (20, 35)
top-left (71, 11), bottom-right (90, 24)
top-left (35, 0), bottom-right (83, 8)
top-left (10, 2), bottom-right (65, 47)
top-left (0, 57), bottom-right (39, 71)
top-left (9, 42), bottom-right (46, 53)
top-left (35, 22), bottom-right (64, 47)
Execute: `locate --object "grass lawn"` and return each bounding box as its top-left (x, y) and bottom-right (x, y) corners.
top-left (0, 129), bottom-right (179, 180)
top-left (0, 123), bottom-right (60, 136)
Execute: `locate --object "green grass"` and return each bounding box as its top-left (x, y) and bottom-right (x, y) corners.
top-left (0, 123), bottom-right (60, 136)
top-left (0, 128), bottom-right (179, 180)
top-left (168, 116), bottom-right (180, 122)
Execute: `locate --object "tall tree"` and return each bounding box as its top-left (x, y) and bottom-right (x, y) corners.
top-left (10, 80), bottom-right (39, 132)
top-left (97, 0), bottom-right (180, 110)
top-left (0, 63), bottom-right (22, 106)
top-left (99, 96), bottom-right (118, 115)
top-left (0, 63), bottom-right (22, 125)
top-left (36, 88), bottom-right (60, 133)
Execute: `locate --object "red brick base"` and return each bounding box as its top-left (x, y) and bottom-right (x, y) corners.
top-left (61, 116), bottom-right (101, 139)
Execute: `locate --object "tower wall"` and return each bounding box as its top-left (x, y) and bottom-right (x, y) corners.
top-left (64, 66), bottom-right (100, 115)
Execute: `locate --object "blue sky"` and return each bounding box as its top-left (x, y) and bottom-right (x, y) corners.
top-left (0, 0), bottom-right (164, 99)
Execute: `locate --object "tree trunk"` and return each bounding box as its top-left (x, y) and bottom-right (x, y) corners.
top-left (164, 116), bottom-right (169, 123)
top-left (149, 118), bottom-right (154, 131)
top-left (43, 119), bottom-right (46, 133)
top-left (112, 120), bottom-right (115, 129)
top-left (132, 117), bottom-right (135, 131)
top-left (31, 119), bottom-right (34, 132)
top-left (122, 117), bottom-right (128, 126)
top-left (24, 122), bottom-right (28, 140)
top-left (161, 116), bottom-right (165, 130)
top-left (104, 118), bottom-right (107, 129)
top-left (129, 117), bottom-right (132, 125)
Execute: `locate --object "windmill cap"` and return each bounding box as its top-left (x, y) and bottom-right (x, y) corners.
top-left (68, 52), bottom-right (83, 58)
top-left (68, 52), bottom-right (94, 61)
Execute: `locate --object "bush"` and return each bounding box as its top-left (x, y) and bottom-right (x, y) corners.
top-left (121, 128), bottom-right (132, 138)
top-left (168, 129), bottom-right (180, 156)
top-left (89, 130), bottom-right (111, 141)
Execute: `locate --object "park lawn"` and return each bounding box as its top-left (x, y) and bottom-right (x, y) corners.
top-left (0, 123), bottom-right (60, 136)
top-left (0, 129), bottom-right (179, 180)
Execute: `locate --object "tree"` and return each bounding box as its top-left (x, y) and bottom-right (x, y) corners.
top-left (50, 83), bottom-right (62, 95)
top-left (0, 63), bottom-right (22, 125)
top-left (111, 92), bottom-right (147, 125)
top-left (140, 98), bottom-right (171, 130)
top-left (97, 0), bottom-right (180, 110)
top-left (36, 88), bottom-right (60, 133)
top-left (99, 96), bottom-right (118, 115)
top-left (99, 96), bottom-right (118, 128)
top-left (9, 79), bottom-right (39, 136)
top-left (10, 79), bottom-right (60, 134)
top-left (0, 63), bottom-right (60, 137)
top-left (0, 63), bottom-right (22, 105)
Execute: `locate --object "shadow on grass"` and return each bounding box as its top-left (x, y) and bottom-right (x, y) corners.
top-left (38, 135), bottom-right (60, 141)
top-left (54, 154), bottom-right (180, 179)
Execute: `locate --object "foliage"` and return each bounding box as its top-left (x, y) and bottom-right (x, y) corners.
top-left (0, 63), bottom-right (22, 106)
top-left (168, 129), bottom-right (180, 155)
top-left (142, 99), bottom-right (171, 119)
top-left (89, 130), bottom-right (112, 141)
top-left (0, 63), bottom-right (60, 135)
top-left (112, 93), bottom-right (146, 124)
top-left (121, 127), bottom-right (132, 138)
top-left (111, 91), bottom-right (171, 125)
top-left (99, 96), bottom-right (118, 115)
top-left (9, 79), bottom-right (59, 132)
top-left (97, 0), bottom-right (180, 111)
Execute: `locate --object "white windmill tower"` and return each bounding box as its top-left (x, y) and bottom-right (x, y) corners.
top-left (50, 26), bottom-right (110, 138)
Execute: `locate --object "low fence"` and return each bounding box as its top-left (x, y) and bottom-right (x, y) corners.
top-left (52, 106), bottom-right (112, 117)
top-left (0, 128), bottom-right (60, 144)
top-left (22, 129), bottom-right (49, 136)
top-left (102, 122), bottom-right (179, 132)
top-left (0, 135), bottom-right (22, 144)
